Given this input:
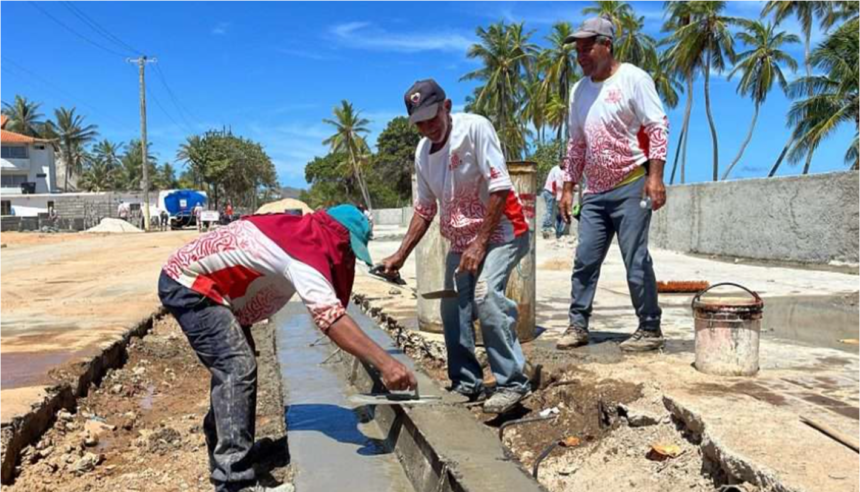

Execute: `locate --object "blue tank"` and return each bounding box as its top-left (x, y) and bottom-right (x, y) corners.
top-left (158, 189), bottom-right (207, 227)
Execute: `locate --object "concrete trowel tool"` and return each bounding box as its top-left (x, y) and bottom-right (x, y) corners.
top-left (348, 388), bottom-right (441, 406)
top-left (420, 267), bottom-right (462, 299)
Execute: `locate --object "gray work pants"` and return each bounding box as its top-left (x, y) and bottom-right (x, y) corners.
top-left (568, 177), bottom-right (661, 331)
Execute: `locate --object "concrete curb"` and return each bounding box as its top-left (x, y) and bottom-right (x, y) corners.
top-left (347, 296), bottom-right (546, 492)
top-left (0, 308), bottom-right (165, 485)
top-left (663, 395), bottom-right (800, 492)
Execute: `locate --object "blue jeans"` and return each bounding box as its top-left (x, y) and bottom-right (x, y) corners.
top-left (158, 272), bottom-right (258, 492)
top-left (569, 177), bottom-right (661, 331)
top-left (541, 190), bottom-right (564, 238)
top-left (440, 233), bottom-right (531, 395)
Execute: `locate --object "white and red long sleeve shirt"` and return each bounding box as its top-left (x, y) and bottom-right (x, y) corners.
top-left (413, 113), bottom-right (528, 252)
top-left (563, 63), bottom-right (669, 194)
top-left (163, 211), bottom-right (355, 331)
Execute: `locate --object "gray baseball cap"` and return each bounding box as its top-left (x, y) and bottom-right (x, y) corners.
top-left (404, 79), bottom-right (447, 124)
top-left (564, 17), bottom-right (616, 44)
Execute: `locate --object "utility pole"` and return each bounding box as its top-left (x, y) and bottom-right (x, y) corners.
top-left (127, 56), bottom-right (157, 231)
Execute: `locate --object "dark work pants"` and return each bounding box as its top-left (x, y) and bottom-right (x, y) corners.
top-left (568, 177), bottom-right (662, 331)
top-left (158, 272), bottom-right (257, 492)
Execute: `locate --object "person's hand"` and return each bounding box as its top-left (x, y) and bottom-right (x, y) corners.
top-left (559, 189), bottom-right (574, 224)
top-left (643, 175), bottom-right (667, 211)
top-left (380, 359), bottom-right (417, 391)
top-left (378, 253), bottom-right (405, 279)
top-left (458, 240), bottom-right (487, 275)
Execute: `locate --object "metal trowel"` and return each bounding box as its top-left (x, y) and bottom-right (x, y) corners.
top-left (348, 388), bottom-right (441, 406)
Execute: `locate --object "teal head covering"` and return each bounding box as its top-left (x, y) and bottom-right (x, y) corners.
top-left (327, 204), bottom-right (373, 266)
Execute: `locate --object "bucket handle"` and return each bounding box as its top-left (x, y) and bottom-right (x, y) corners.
top-left (692, 282), bottom-right (761, 308)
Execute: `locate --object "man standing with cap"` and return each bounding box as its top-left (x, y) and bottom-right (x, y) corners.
top-left (556, 16), bottom-right (669, 352)
top-left (159, 204), bottom-right (416, 492)
top-left (378, 79), bottom-right (531, 414)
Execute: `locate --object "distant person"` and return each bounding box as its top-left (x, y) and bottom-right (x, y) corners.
top-left (556, 16), bottom-right (669, 352)
top-left (225, 202), bottom-right (234, 219)
top-left (159, 205), bottom-right (415, 492)
top-left (378, 79), bottom-right (531, 414)
top-left (160, 210), bottom-right (169, 231)
top-left (541, 163), bottom-right (565, 240)
top-left (117, 200), bottom-right (129, 222)
top-left (194, 204), bottom-right (203, 232)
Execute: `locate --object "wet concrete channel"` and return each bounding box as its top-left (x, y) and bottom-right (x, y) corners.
top-left (275, 302), bottom-right (414, 492)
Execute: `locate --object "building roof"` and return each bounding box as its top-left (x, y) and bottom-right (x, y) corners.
top-left (0, 130), bottom-right (50, 144)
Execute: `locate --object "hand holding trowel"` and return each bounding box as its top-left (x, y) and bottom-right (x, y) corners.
top-left (348, 384), bottom-right (442, 406)
top-left (367, 264), bottom-right (460, 299)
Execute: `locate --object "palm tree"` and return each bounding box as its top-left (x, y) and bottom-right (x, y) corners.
top-left (1, 95), bottom-right (45, 137)
top-left (785, 19), bottom-right (859, 170)
top-left (53, 107), bottom-right (99, 192)
top-left (119, 140), bottom-right (158, 191)
top-left (762, 1), bottom-right (834, 175)
top-left (582, 1), bottom-right (635, 37)
top-left (79, 139), bottom-right (123, 191)
top-left (522, 77), bottom-right (548, 145)
top-left (462, 21), bottom-right (538, 159)
top-left (323, 100), bottom-right (373, 211)
top-left (663, 1), bottom-right (737, 181)
top-left (541, 22), bottom-right (578, 153)
top-left (662, 2), bottom-right (700, 184)
top-left (583, 1), bottom-right (657, 68)
top-left (722, 21), bottom-right (799, 180)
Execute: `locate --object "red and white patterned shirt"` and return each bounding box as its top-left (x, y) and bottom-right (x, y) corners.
top-left (163, 211), bottom-right (355, 331)
top-left (413, 113), bottom-right (528, 252)
top-left (563, 63), bottom-right (669, 194)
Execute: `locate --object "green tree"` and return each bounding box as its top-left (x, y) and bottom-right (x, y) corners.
top-left (462, 21), bottom-right (538, 159)
top-left (663, 1), bottom-right (737, 181)
top-left (541, 22), bottom-right (578, 153)
top-left (583, 1), bottom-right (658, 68)
top-left (370, 116), bottom-right (421, 206)
top-left (52, 107), bottom-right (99, 192)
top-left (118, 140), bottom-right (157, 191)
top-left (323, 100), bottom-right (373, 210)
top-left (301, 152), bottom-right (356, 209)
top-left (79, 139), bottom-right (123, 192)
top-left (722, 21), bottom-right (798, 180)
top-left (762, 1), bottom-right (834, 175)
top-left (785, 19), bottom-right (859, 170)
top-left (1, 95), bottom-right (45, 137)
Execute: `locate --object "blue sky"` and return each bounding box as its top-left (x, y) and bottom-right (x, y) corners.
top-left (2, 1), bottom-right (855, 189)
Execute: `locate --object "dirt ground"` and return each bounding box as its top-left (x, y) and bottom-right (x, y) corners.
top-left (6, 315), bottom-right (291, 492)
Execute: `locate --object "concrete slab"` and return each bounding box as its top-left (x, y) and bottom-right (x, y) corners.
top-left (275, 302), bottom-right (413, 492)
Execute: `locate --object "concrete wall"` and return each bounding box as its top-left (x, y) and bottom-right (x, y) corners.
top-left (650, 171), bottom-right (859, 265)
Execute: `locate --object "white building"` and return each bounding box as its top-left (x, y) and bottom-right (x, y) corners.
top-left (0, 115), bottom-right (58, 204)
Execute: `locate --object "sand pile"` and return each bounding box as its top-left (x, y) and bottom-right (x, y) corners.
top-left (85, 217), bottom-right (144, 233)
top-left (255, 198), bottom-right (313, 215)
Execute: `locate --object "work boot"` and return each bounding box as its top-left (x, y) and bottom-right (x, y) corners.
top-left (448, 386), bottom-right (490, 404)
top-left (541, 229), bottom-right (551, 239)
top-left (483, 388), bottom-right (530, 414)
top-left (556, 325), bottom-right (589, 350)
top-left (619, 328), bottom-right (664, 352)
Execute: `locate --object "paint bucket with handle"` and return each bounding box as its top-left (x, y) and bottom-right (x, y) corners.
top-left (692, 283), bottom-right (764, 376)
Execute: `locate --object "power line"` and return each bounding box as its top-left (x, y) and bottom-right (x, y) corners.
top-left (60, 1), bottom-right (143, 56)
top-left (1, 56), bottom-right (127, 127)
top-left (152, 65), bottom-right (197, 131)
top-left (146, 83), bottom-right (194, 136)
top-left (27, 1), bottom-right (129, 58)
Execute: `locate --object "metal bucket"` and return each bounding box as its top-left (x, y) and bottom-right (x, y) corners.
top-left (692, 283), bottom-right (764, 376)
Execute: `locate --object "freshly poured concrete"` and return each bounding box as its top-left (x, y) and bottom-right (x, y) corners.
top-left (275, 302), bottom-right (413, 492)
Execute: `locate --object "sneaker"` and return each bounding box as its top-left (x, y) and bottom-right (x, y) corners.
top-left (448, 386), bottom-right (490, 404)
top-left (541, 230), bottom-right (552, 239)
top-left (619, 328), bottom-right (664, 352)
top-left (483, 388), bottom-right (530, 414)
top-left (556, 325), bottom-right (589, 350)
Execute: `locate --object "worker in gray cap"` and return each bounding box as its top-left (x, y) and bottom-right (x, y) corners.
top-left (377, 79), bottom-right (532, 414)
top-left (556, 16), bottom-right (670, 352)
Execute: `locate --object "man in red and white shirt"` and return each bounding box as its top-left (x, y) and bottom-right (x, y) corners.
top-left (541, 163), bottom-right (566, 239)
top-left (159, 204), bottom-right (415, 492)
top-left (379, 79), bottom-right (531, 415)
top-left (557, 16), bottom-right (669, 352)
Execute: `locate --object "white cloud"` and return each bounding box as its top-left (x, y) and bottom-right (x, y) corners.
top-left (211, 22), bottom-right (230, 36)
top-left (328, 21), bottom-right (473, 53)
